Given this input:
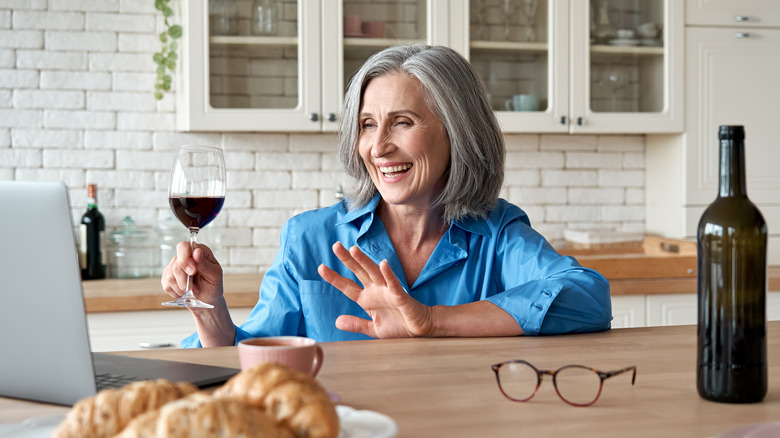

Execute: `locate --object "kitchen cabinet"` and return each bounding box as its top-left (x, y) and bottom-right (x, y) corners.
top-left (178, 0), bottom-right (447, 132)
top-left (448, 0), bottom-right (683, 133)
top-left (178, 0), bottom-right (681, 134)
top-left (646, 2), bottom-right (780, 264)
top-left (87, 308), bottom-right (252, 352)
top-left (611, 291), bottom-right (780, 329)
top-left (685, 0), bottom-right (780, 28)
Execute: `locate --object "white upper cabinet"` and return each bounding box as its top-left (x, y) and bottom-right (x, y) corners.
top-left (686, 0), bottom-right (780, 27)
top-left (178, 0), bottom-right (445, 132)
top-left (645, 0), bottom-right (780, 263)
top-left (177, 0), bottom-right (681, 133)
top-left (449, 0), bottom-right (683, 134)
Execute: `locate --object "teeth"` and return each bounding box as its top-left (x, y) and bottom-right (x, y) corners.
top-left (379, 164), bottom-right (412, 173)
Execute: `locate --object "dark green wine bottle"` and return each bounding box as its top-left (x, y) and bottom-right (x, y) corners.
top-left (697, 125), bottom-right (767, 403)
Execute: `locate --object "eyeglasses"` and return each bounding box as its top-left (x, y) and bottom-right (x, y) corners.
top-left (491, 360), bottom-right (636, 407)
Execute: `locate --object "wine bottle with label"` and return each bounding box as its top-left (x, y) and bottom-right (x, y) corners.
top-left (80, 183), bottom-right (106, 280)
top-left (696, 125), bottom-right (767, 403)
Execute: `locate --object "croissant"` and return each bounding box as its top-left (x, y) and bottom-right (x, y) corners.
top-left (116, 392), bottom-right (295, 438)
top-left (214, 362), bottom-right (339, 438)
top-left (52, 379), bottom-right (198, 438)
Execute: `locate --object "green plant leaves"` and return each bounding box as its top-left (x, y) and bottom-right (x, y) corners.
top-left (153, 0), bottom-right (181, 101)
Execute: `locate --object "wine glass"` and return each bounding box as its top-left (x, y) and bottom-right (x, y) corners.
top-left (603, 64), bottom-right (627, 111)
top-left (520, 0), bottom-right (538, 42)
top-left (163, 145), bottom-right (226, 309)
top-left (501, 0), bottom-right (519, 41)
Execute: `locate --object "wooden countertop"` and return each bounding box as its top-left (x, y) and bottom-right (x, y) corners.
top-left (81, 237), bottom-right (780, 313)
top-left (4, 323), bottom-right (780, 437)
top-left (81, 273), bottom-right (260, 313)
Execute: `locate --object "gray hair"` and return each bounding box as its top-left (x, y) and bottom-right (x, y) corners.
top-left (338, 45), bottom-right (505, 222)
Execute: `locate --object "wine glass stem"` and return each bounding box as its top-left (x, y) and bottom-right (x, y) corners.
top-left (184, 229), bottom-right (198, 297)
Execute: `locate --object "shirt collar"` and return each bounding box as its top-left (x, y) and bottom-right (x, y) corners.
top-left (337, 194), bottom-right (492, 238)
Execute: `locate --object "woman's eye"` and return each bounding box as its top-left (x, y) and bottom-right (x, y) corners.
top-left (361, 121), bottom-right (376, 130)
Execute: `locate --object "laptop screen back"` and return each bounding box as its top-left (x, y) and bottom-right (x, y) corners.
top-left (0, 181), bottom-right (98, 404)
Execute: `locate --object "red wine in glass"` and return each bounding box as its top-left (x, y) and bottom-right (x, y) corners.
top-left (169, 196), bottom-right (225, 230)
top-left (163, 145), bottom-right (226, 309)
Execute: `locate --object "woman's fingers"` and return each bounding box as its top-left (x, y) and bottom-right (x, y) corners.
top-left (378, 259), bottom-right (402, 294)
top-left (331, 242), bottom-right (373, 286)
top-left (348, 245), bottom-right (386, 286)
top-left (175, 240), bottom-right (196, 275)
top-left (318, 263), bottom-right (363, 302)
top-left (335, 314), bottom-right (374, 337)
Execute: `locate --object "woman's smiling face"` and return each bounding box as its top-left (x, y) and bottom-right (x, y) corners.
top-left (358, 72), bottom-right (451, 210)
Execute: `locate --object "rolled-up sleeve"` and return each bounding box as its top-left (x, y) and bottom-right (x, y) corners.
top-left (478, 204), bottom-right (612, 335)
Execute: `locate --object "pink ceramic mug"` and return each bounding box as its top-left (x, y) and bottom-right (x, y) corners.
top-left (362, 21), bottom-right (385, 38)
top-left (343, 15), bottom-right (362, 36)
top-left (237, 336), bottom-right (324, 376)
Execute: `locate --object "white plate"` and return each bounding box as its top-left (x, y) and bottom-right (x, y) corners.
top-left (640, 38), bottom-right (662, 46)
top-left (0, 407), bottom-right (397, 438)
top-left (0, 415), bottom-right (64, 438)
top-left (608, 38), bottom-right (639, 46)
top-left (337, 405), bottom-right (398, 438)
top-left (717, 422), bottom-right (780, 438)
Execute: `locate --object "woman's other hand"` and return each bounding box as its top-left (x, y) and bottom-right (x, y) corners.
top-left (318, 242), bottom-right (434, 338)
top-left (161, 241), bottom-right (224, 306)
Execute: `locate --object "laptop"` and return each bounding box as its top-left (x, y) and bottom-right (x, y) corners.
top-left (0, 181), bottom-right (238, 406)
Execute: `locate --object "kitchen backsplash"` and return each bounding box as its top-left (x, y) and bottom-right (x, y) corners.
top-left (0, 0), bottom-right (645, 274)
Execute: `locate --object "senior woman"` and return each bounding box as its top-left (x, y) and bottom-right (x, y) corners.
top-left (162, 44), bottom-right (611, 347)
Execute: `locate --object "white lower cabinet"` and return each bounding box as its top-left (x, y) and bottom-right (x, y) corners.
top-left (612, 292), bottom-right (780, 329)
top-left (87, 308), bottom-right (253, 352)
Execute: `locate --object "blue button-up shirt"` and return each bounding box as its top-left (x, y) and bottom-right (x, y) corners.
top-left (182, 196), bottom-right (611, 346)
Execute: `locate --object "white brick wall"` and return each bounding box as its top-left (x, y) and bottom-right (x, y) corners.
top-left (0, 0), bottom-right (646, 276)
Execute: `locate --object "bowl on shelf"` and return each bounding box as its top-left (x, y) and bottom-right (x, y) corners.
top-left (636, 22), bottom-right (661, 39)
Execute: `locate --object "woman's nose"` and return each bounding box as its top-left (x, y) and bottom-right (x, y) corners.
top-left (371, 129), bottom-right (394, 157)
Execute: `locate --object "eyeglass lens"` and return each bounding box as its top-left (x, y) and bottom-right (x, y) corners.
top-left (553, 365), bottom-right (602, 406)
top-left (497, 362), bottom-right (539, 401)
top-left (498, 362), bottom-right (603, 406)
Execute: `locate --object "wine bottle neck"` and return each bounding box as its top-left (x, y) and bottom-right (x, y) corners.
top-left (718, 137), bottom-right (747, 198)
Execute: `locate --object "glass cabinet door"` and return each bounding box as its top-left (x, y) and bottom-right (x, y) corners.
top-left (208, 0), bottom-right (300, 111)
top-left (179, 0), bottom-right (321, 132)
top-left (588, 0), bottom-right (664, 114)
top-left (320, 0), bottom-right (438, 132)
top-left (457, 0), bottom-right (570, 133)
top-left (571, 0), bottom-right (683, 133)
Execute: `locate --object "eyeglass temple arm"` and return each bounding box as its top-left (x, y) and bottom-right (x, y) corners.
top-left (600, 366), bottom-right (637, 386)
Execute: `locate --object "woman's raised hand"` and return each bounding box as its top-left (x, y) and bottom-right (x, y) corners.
top-left (318, 242), bottom-right (434, 338)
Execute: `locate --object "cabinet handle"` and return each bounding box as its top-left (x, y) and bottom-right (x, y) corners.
top-left (735, 32), bottom-right (753, 38)
top-left (577, 117), bottom-right (584, 126)
top-left (560, 116), bottom-right (567, 125)
top-left (308, 113), bottom-right (319, 122)
top-left (327, 113), bottom-right (337, 122)
top-left (139, 342), bottom-right (174, 349)
top-left (734, 15), bottom-right (751, 22)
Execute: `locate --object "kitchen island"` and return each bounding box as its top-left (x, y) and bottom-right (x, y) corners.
top-left (2, 323), bottom-right (779, 437)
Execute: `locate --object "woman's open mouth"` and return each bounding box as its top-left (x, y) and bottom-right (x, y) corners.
top-left (379, 163), bottom-right (412, 178)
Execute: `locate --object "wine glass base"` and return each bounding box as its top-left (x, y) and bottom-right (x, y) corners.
top-left (162, 297), bottom-right (214, 309)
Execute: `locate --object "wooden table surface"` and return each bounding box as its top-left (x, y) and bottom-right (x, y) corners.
top-left (2, 323), bottom-right (779, 437)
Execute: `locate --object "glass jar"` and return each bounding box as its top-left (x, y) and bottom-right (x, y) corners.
top-left (593, 0), bottom-right (616, 44)
top-left (108, 216), bottom-right (151, 279)
top-left (210, 0), bottom-right (239, 36)
top-left (252, 0), bottom-right (279, 36)
top-left (155, 212), bottom-right (189, 276)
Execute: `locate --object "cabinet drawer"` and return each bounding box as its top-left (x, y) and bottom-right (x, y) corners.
top-left (87, 308), bottom-right (253, 352)
top-left (686, 0), bottom-right (780, 27)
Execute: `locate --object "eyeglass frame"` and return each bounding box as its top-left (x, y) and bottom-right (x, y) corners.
top-left (491, 360), bottom-right (637, 407)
